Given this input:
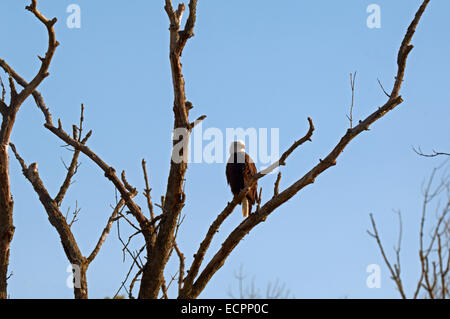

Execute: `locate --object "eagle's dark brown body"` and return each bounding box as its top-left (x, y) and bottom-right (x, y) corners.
top-left (226, 151), bottom-right (257, 217)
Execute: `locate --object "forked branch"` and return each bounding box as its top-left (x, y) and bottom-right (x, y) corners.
top-left (182, 0), bottom-right (430, 298)
top-left (180, 117), bottom-right (314, 297)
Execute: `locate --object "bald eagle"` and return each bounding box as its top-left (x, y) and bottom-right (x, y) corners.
top-left (226, 141), bottom-right (258, 217)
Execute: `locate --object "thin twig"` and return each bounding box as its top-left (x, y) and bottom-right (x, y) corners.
top-left (367, 213), bottom-right (407, 298)
top-left (273, 172), bottom-right (281, 197)
top-left (346, 71), bottom-right (357, 128)
top-left (413, 146), bottom-right (450, 158)
top-left (377, 78), bottom-right (391, 98)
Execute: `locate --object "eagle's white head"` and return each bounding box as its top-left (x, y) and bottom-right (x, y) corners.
top-left (229, 140), bottom-right (246, 154)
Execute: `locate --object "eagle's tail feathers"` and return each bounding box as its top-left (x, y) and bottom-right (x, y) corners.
top-left (242, 198), bottom-right (249, 218)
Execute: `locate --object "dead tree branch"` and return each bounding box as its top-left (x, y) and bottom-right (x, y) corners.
top-left (87, 198), bottom-right (127, 264)
top-left (367, 213), bottom-right (407, 298)
top-left (274, 172), bottom-right (282, 197)
top-left (180, 0), bottom-right (430, 298)
top-left (138, 0), bottom-right (203, 299)
top-left (377, 78), bottom-right (391, 98)
top-left (173, 241), bottom-right (185, 295)
top-left (347, 71), bottom-right (357, 128)
top-left (54, 105), bottom-right (88, 206)
top-left (9, 142), bottom-right (132, 298)
top-left (0, 0), bottom-right (58, 299)
top-left (413, 147), bottom-right (450, 158)
top-left (66, 201), bottom-right (81, 228)
top-left (9, 143), bottom-right (87, 298)
top-left (1, 62), bottom-right (149, 235)
top-left (114, 244), bottom-right (146, 299)
top-left (142, 159), bottom-right (155, 221)
top-left (370, 164), bottom-right (449, 299)
top-left (180, 118), bottom-right (314, 297)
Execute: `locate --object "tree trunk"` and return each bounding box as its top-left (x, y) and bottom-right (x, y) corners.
top-left (73, 263), bottom-right (88, 299)
top-left (138, 142), bottom-right (189, 299)
top-left (138, 1), bottom-right (198, 298)
top-left (0, 144), bottom-right (14, 299)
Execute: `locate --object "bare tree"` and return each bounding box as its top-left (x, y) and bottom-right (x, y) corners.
top-left (227, 266), bottom-right (292, 299)
top-left (0, 0), bottom-right (58, 299)
top-left (368, 162), bottom-right (449, 299)
top-left (0, 0), bottom-right (431, 298)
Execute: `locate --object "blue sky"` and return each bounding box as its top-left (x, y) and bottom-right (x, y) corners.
top-left (0, 0), bottom-right (449, 298)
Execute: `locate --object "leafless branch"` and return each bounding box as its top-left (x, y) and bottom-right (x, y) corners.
top-left (116, 211), bottom-right (141, 233)
top-left (390, 0), bottom-right (430, 99)
top-left (377, 78), bottom-right (391, 98)
top-left (142, 159), bottom-right (155, 221)
top-left (137, 0), bottom-right (201, 299)
top-left (182, 1), bottom-right (430, 298)
top-left (180, 118), bottom-right (314, 297)
top-left (393, 210), bottom-right (403, 278)
top-left (413, 146), bottom-right (450, 158)
top-left (9, 142), bottom-right (87, 298)
top-left (274, 172), bottom-right (282, 197)
top-left (228, 266), bottom-right (292, 299)
top-left (116, 218), bottom-right (142, 263)
top-left (0, 74), bottom-right (5, 102)
top-left (1, 66), bottom-right (144, 235)
top-left (87, 198), bottom-right (128, 264)
top-left (173, 241), bottom-right (185, 295)
top-left (160, 278), bottom-right (169, 299)
top-left (129, 267), bottom-right (143, 299)
top-left (0, 0), bottom-right (59, 298)
top-left (346, 71), bottom-right (356, 128)
top-left (368, 213), bottom-right (407, 298)
top-left (371, 164), bottom-right (449, 299)
top-left (66, 201), bottom-right (81, 227)
top-left (114, 245), bottom-right (146, 299)
top-left (54, 105), bottom-right (91, 207)
top-left (10, 140), bottom-right (130, 298)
